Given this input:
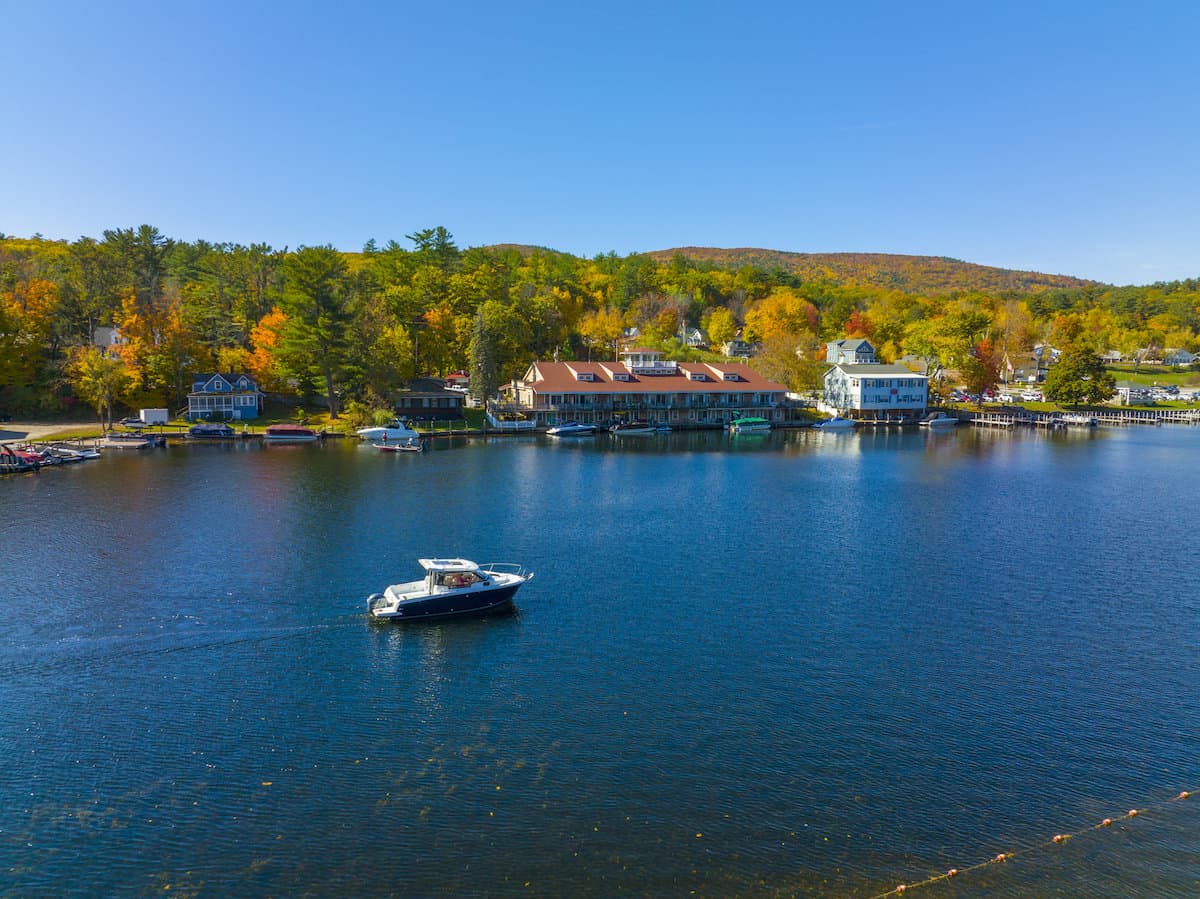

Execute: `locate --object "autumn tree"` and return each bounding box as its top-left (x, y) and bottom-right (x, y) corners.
top-left (67, 346), bottom-right (134, 427)
top-left (577, 306), bottom-right (624, 360)
top-left (703, 307), bottom-right (737, 348)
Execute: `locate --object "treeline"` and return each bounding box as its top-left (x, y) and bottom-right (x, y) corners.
top-left (1, 226), bottom-right (1197, 420)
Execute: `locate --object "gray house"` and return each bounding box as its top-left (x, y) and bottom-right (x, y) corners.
top-left (825, 339), bottom-right (877, 365)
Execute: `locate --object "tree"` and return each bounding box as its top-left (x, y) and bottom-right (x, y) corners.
top-left (468, 309), bottom-right (499, 406)
top-left (704, 307), bottom-right (737, 347)
top-left (1042, 345), bottom-right (1116, 407)
top-left (67, 346), bottom-right (134, 427)
top-left (577, 306), bottom-right (624, 360)
top-left (279, 246), bottom-right (351, 418)
top-left (960, 338), bottom-right (1002, 401)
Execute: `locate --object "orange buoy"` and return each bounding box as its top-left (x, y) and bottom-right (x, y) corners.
top-left (1053, 834), bottom-right (1068, 843)
top-left (946, 868), bottom-right (958, 877)
top-left (1179, 791), bottom-right (1191, 800)
top-left (995, 853), bottom-right (1009, 862)
top-left (895, 885), bottom-right (906, 894)
top-left (1128, 808), bottom-right (1140, 817)
top-left (1102, 818), bottom-right (1113, 827)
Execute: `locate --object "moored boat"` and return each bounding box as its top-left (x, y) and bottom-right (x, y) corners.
top-left (357, 419), bottom-right (420, 442)
top-left (813, 416), bottom-right (857, 430)
top-left (264, 424), bottom-right (320, 443)
top-left (729, 416), bottom-right (771, 434)
top-left (367, 558), bottom-right (534, 621)
top-left (609, 420), bottom-right (655, 435)
top-left (921, 412), bottom-right (959, 428)
top-left (101, 432), bottom-right (156, 449)
top-left (546, 421), bottom-right (596, 437)
top-left (1061, 412), bottom-right (1098, 428)
top-left (188, 422), bottom-right (236, 439)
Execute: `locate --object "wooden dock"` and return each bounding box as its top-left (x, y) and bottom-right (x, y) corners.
top-left (959, 408), bottom-right (1200, 428)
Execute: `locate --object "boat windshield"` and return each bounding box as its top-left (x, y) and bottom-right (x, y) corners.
top-left (435, 570), bottom-right (487, 588)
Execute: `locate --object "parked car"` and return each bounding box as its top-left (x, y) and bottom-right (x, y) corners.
top-left (1022, 391), bottom-right (1044, 402)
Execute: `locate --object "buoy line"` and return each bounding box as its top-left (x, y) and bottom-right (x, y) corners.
top-left (872, 789), bottom-right (1194, 897)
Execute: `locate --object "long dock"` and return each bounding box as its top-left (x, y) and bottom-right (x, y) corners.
top-left (959, 408), bottom-right (1200, 428)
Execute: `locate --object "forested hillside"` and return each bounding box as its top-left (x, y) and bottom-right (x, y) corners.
top-left (1, 227), bottom-right (1196, 421)
top-left (644, 248), bottom-right (1097, 294)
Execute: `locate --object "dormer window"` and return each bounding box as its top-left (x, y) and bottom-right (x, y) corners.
top-left (721, 371), bottom-right (739, 381)
top-left (574, 371), bottom-right (595, 381)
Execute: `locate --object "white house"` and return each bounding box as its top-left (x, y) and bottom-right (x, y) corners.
top-left (93, 326), bottom-right (124, 357)
top-left (822, 339), bottom-right (928, 418)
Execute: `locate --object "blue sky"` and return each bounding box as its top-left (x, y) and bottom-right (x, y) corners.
top-left (2, 1), bottom-right (1198, 284)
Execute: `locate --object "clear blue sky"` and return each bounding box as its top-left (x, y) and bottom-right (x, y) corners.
top-left (3, 1), bottom-right (1198, 285)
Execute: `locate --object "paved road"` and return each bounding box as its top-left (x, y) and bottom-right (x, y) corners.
top-left (0, 422), bottom-right (93, 441)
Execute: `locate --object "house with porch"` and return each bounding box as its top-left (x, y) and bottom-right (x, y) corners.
top-left (822, 339), bottom-right (928, 419)
top-left (187, 372), bottom-right (263, 421)
top-left (496, 347), bottom-right (787, 429)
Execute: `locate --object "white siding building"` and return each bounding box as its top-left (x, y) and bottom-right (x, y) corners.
top-left (821, 339), bottom-right (928, 418)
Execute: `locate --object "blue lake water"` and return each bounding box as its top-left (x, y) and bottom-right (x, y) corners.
top-left (2, 426), bottom-right (1198, 896)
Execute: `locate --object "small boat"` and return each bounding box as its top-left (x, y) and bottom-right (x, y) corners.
top-left (729, 416), bottom-right (771, 434)
top-left (188, 422), bottom-right (236, 439)
top-left (48, 445), bottom-right (100, 461)
top-left (546, 421), bottom-right (597, 437)
top-left (264, 424), bottom-right (320, 443)
top-left (357, 419), bottom-right (420, 442)
top-left (375, 437), bottom-right (424, 453)
top-left (609, 420), bottom-right (655, 436)
top-left (1061, 413), bottom-right (1098, 428)
top-left (367, 558), bottom-right (534, 621)
top-left (813, 417), bottom-right (856, 430)
top-left (1, 447), bottom-right (40, 472)
top-left (921, 412), bottom-right (959, 429)
top-left (101, 432), bottom-right (156, 449)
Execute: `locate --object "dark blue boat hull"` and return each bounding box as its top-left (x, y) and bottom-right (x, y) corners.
top-left (371, 583), bottom-right (522, 622)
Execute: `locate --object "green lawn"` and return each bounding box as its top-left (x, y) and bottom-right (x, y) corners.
top-left (1105, 365), bottom-right (1200, 387)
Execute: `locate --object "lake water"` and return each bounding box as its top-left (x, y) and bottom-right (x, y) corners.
top-left (2, 426), bottom-right (1198, 896)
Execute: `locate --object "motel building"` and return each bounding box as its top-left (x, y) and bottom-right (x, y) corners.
top-left (820, 339), bottom-right (929, 421)
top-left (496, 348), bottom-right (788, 428)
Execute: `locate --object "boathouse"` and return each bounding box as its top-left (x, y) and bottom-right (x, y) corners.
top-left (393, 378), bottom-right (466, 422)
top-left (496, 348), bottom-right (787, 428)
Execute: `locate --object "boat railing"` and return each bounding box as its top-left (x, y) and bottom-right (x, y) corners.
top-left (479, 562), bottom-right (534, 580)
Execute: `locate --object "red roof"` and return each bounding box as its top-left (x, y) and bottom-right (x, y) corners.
top-left (521, 361), bottom-right (786, 394)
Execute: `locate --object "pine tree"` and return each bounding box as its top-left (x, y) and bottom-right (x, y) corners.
top-left (468, 309), bottom-right (498, 407)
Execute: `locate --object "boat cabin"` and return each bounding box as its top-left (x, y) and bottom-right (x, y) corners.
top-left (421, 558), bottom-right (490, 591)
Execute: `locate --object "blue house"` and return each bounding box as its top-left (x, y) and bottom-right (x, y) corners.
top-left (187, 372), bottom-right (263, 421)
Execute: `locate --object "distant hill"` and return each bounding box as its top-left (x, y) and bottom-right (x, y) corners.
top-left (643, 247), bottom-right (1100, 294)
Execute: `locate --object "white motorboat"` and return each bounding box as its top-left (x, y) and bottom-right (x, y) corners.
top-left (101, 433), bottom-right (156, 449)
top-left (609, 420), bottom-right (655, 436)
top-left (1061, 413), bottom-right (1098, 427)
top-left (367, 558), bottom-right (534, 621)
top-left (921, 412), bottom-right (959, 428)
top-left (813, 417), bottom-right (856, 430)
top-left (357, 420), bottom-right (420, 442)
top-left (546, 421), bottom-right (597, 437)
